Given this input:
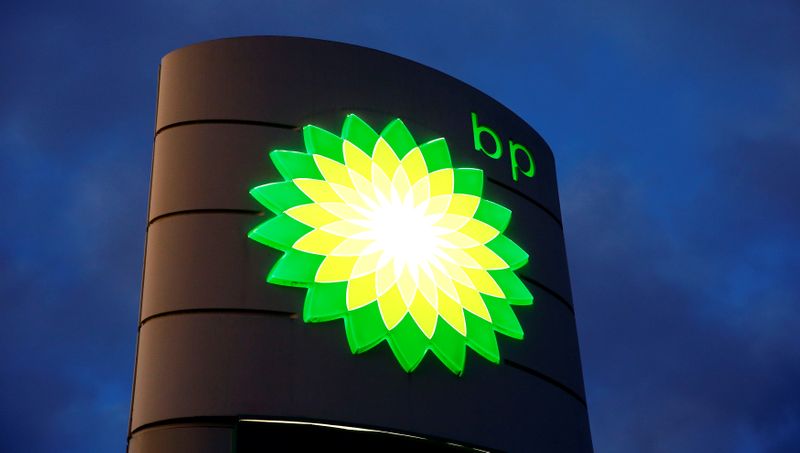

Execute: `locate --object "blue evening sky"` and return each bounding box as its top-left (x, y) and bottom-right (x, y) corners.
top-left (1, 1), bottom-right (798, 451)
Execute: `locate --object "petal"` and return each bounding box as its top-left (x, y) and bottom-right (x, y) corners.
top-left (315, 255), bottom-right (359, 282)
top-left (408, 292), bottom-right (438, 338)
top-left (419, 137), bottom-right (452, 173)
top-left (314, 154), bottom-right (354, 188)
top-left (293, 179), bottom-right (343, 204)
top-left (377, 285), bottom-right (407, 329)
top-left (427, 169), bottom-right (454, 197)
top-left (372, 137), bottom-right (401, 178)
top-left (293, 229), bottom-right (345, 255)
top-left (346, 273), bottom-right (377, 310)
top-left (465, 267), bottom-right (505, 298)
top-left (285, 203), bottom-right (341, 228)
top-left (399, 147), bottom-right (428, 185)
top-left (458, 218), bottom-right (500, 245)
top-left (303, 124), bottom-right (344, 163)
top-left (343, 140), bottom-right (373, 178)
top-left (463, 245), bottom-right (508, 270)
top-left (380, 118), bottom-right (417, 159)
top-left (455, 281), bottom-right (491, 322)
top-left (438, 290), bottom-right (466, 336)
top-left (330, 237), bottom-right (373, 256)
top-left (341, 114), bottom-right (379, 158)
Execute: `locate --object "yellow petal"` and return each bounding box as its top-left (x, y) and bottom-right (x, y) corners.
top-left (351, 251), bottom-right (383, 279)
top-left (390, 165), bottom-right (412, 200)
top-left (400, 147), bottom-right (428, 185)
top-left (428, 169), bottom-right (454, 197)
top-left (438, 290), bottom-right (466, 336)
top-left (440, 247), bottom-right (482, 269)
top-left (439, 232), bottom-right (483, 251)
top-left (377, 285), bottom-right (407, 329)
top-left (464, 268), bottom-right (505, 298)
top-left (330, 237), bottom-right (373, 256)
top-left (294, 179), bottom-right (343, 203)
top-left (293, 229), bottom-right (345, 255)
top-left (325, 183), bottom-right (372, 211)
top-left (408, 292), bottom-right (438, 338)
top-left (430, 263), bottom-right (459, 302)
top-left (285, 203), bottom-right (340, 228)
top-left (375, 259), bottom-right (399, 296)
top-left (371, 162), bottom-right (394, 201)
top-left (396, 267), bottom-right (417, 306)
top-left (321, 219), bottom-right (368, 238)
top-left (343, 140), bottom-right (372, 179)
top-left (455, 281), bottom-right (491, 322)
top-left (446, 194), bottom-right (480, 217)
top-left (372, 137), bottom-right (401, 178)
top-left (416, 270), bottom-right (438, 310)
top-left (423, 194), bottom-right (452, 217)
top-left (346, 273), bottom-right (376, 310)
top-left (411, 176), bottom-right (430, 207)
top-left (318, 201), bottom-right (367, 221)
top-left (347, 170), bottom-right (378, 204)
top-left (433, 213), bottom-right (471, 232)
top-left (435, 256), bottom-right (475, 288)
top-left (458, 218), bottom-right (500, 244)
top-left (464, 245), bottom-right (508, 270)
top-left (314, 154), bottom-right (353, 188)
top-left (315, 255), bottom-right (359, 282)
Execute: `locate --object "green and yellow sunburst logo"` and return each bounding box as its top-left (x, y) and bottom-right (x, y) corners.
top-left (248, 114), bottom-right (533, 375)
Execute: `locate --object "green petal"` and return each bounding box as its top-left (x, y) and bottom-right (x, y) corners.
top-left (380, 119), bottom-right (417, 159)
top-left (303, 125), bottom-right (344, 163)
top-left (248, 214), bottom-right (311, 251)
top-left (486, 234), bottom-right (529, 270)
top-left (490, 269), bottom-right (534, 306)
top-left (344, 303), bottom-right (388, 353)
top-left (267, 250), bottom-right (324, 287)
top-left (270, 150), bottom-right (323, 180)
top-left (387, 315), bottom-right (429, 372)
top-left (304, 282), bottom-right (348, 322)
top-left (250, 182), bottom-right (312, 214)
top-left (473, 199), bottom-right (512, 232)
top-left (483, 295), bottom-right (524, 340)
top-left (453, 168), bottom-right (484, 196)
top-left (342, 114), bottom-right (379, 157)
top-left (464, 311), bottom-right (500, 364)
top-left (419, 138), bottom-right (452, 172)
top-left (431, 320), bottom-right (466, 375)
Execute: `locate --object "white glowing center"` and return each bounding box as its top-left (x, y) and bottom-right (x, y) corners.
top-left (358, 193), bottom-right (440, 280)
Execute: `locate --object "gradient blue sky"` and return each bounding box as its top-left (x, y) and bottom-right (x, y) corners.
top-left (2, 1), bottom-right (798, 451)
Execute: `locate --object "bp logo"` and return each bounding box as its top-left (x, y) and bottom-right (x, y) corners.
top-left (248, 114), bottom-right (532, 375)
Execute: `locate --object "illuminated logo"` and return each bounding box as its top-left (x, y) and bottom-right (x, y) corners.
top-left (249, 114), bottom-right (532, 375)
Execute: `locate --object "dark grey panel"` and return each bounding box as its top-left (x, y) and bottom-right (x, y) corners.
top-left (148, 123), bottom-right (299, 221)
top-left (149, 119), bottom-right (561, 225)
top-left (140, 212), bottom-right (582, 395)
top-left (141, 213), bottom-right (299, 320)
top-left (484, 182), bottom-right (573, 303)
top-left (156, 37), bottom-right (562, 221)
top-left (131, 313), bottom-right (592, 452)
top-left (128, 425), bottom-right (232, 453)
top-left (141, 207), bottom-right (570, 321)
top-left (503, 290), bottom-right (585, 398)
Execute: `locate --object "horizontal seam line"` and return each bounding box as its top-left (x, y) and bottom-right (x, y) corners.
top-left (486, 177), bottom-right (563, 228)
top-left (503, 359), bottom-right (586, 407)
top-left (155, 119), bottom-right (298, 136)
top-left (140, 308), bottom-right (297, 327)
top-left (520, 275), bottom-right (574, 314)
top-left (148, 208), bottom-right (263, 226)
top-left (130, 416), bottom-right (237, 438)
top-left (144, 209), bottom-right (574, 306)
